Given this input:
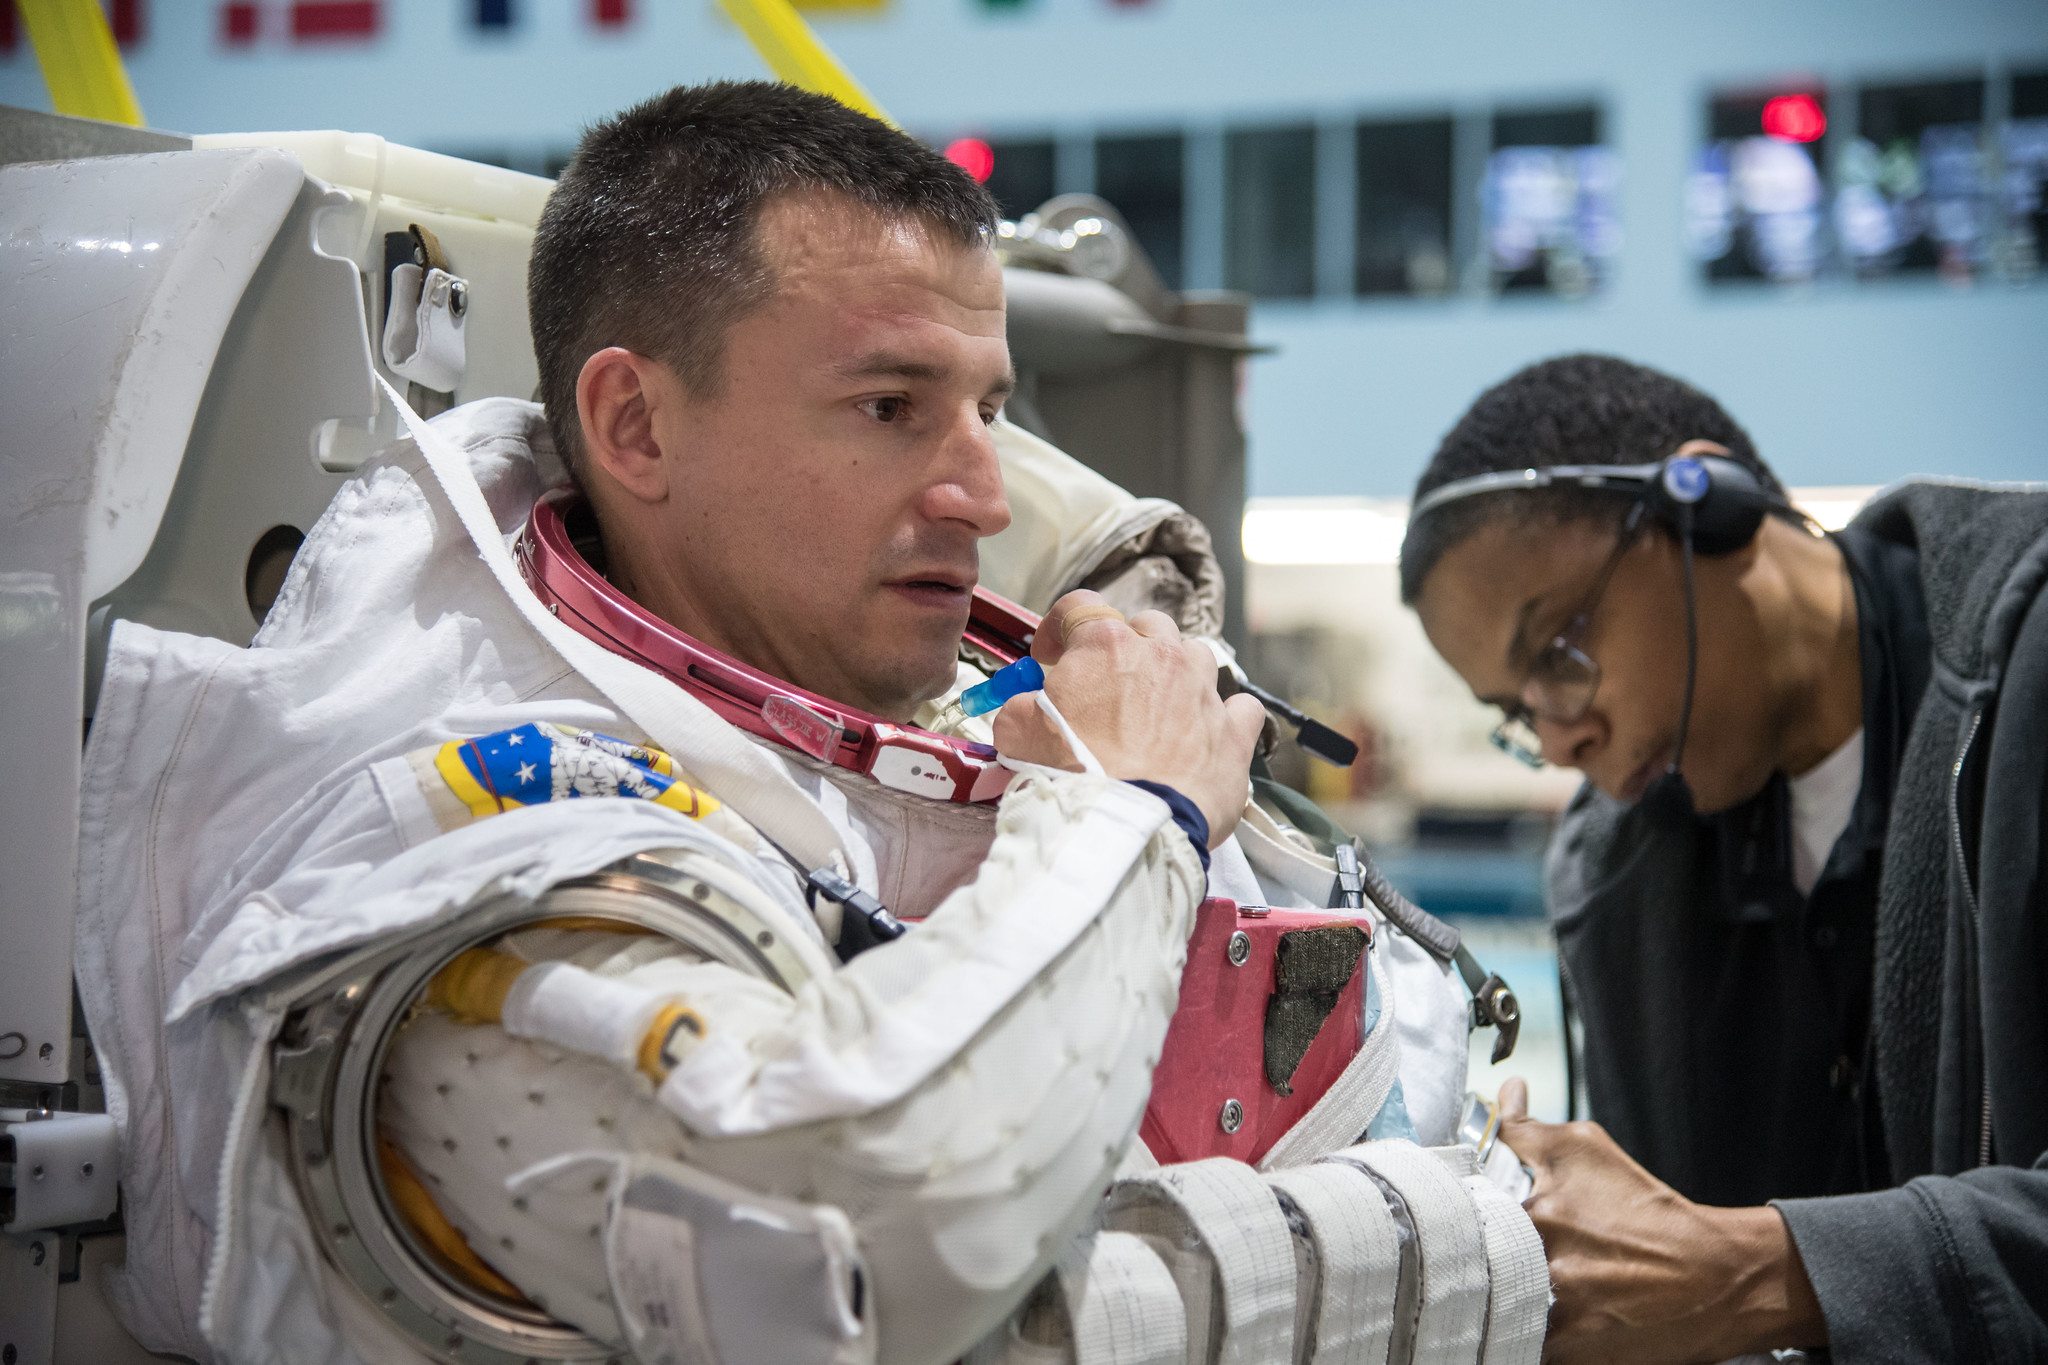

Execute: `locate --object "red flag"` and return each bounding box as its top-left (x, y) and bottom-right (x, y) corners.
top-left (291, 0), bottom-right (380, 41)
top-left (219, 2), bottom-right (260, 45)
top-left (107, 0), bottom-right (146, 46)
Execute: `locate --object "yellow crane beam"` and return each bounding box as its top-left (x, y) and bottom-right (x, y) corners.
top-left (18, 0), bottom-right (880, 139)
top-left (19, 0), bottom-right (145, 126)
top-left (715, 0), bottom-right (892, 127)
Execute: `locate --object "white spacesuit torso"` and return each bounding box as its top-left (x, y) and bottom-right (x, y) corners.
top-left (73, 395), bottom-right (1532, 1365)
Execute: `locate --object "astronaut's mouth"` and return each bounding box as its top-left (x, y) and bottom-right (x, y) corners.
top-left (891, 577), bottom-right (972, 608)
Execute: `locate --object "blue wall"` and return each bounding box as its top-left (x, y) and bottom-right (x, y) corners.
top-left (7, 0), bottom-right (2044, 496)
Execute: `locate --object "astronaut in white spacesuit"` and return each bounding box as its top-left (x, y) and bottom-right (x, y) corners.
top-left (74, 80), bottom-right (1538, 1365)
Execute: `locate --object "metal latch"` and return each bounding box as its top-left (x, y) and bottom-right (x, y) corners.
top-left (1468, 971), bottom-right (1521, 1065)
top-left (1, 1108), bottom-right (119, 1233)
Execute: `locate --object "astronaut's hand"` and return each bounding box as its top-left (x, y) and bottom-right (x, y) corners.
top-left (991, 589), bottom-right (1266, 848)
top-left (1495, 1078), bottom-right (1825, 1364)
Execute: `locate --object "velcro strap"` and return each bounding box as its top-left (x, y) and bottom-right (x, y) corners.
top-left (1265, 925), bottom-right (1371, 1095)
top-left (1461, 1176), bottom-right (1549, 1365)
top-left (1264, 1162), bottom-right (1401, 1364)
top-left (966, 1232), bottom-right (1185, 1365)
top-left (1257, 949), bottom-right (1402, 1173)
top-left (1274, 926), bottom-right (1369, 993)
top-left (1059, 1231), bottom-right (1188, 1365)
top-left (1322, 1141), bottom-right (1487, 1365)
top-left (1105, 1159), bottom-right (1296, 1365)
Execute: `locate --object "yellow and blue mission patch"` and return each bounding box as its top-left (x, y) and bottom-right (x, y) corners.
top-left (420, 722), bottom-right (720, 822)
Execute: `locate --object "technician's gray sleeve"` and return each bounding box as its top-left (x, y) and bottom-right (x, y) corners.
top-left (1774, 1153), bottom-right (2048, 1363)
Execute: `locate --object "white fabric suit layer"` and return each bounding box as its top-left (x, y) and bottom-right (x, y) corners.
top-left (73, 398), bottom-right (1471, 1365)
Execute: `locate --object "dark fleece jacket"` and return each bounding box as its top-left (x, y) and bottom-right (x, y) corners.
top-left (1547, 479), bottom-right (2048, 1361)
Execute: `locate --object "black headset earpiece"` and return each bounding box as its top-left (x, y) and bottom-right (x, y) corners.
top-left (1646, 454), bottom-right (1773, 557)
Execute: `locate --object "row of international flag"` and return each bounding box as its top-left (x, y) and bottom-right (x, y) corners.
top-left (0, 0), bottom-right (1157, 58)
top-left (0, 1), bottom-right (635, 53)
top-left (222, 1), bottom-right (637, 44)
top-left (2, 0), bottom-right (145, 50)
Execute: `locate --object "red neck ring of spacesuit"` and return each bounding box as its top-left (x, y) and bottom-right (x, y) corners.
top-left (516, 487), bottom-right (1038, 805)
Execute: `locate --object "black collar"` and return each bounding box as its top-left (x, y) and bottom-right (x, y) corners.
top-left (1707, 524), bottom-right (1930, 921)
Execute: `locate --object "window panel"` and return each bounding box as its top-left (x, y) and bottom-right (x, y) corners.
top-left (1097, 133), bottom-right (1186, 289)
top-left (1485, 104), bottom-right (1616, 295)
top-left (1844, 79), bottom-right (1988, 279)
top-left (1355, 116), bottom-right (1454, 297)
top-left (1494, 107), bottom-right (1600, 150)
top-left (1225, 125), bottom-right (1316, 299)
top-left (2006, 72), bottom-right (2048, 277)
top-left (983, 138), bottom-right (1056, 222)
top-left (1692, 89), bottom-right (1830, 284)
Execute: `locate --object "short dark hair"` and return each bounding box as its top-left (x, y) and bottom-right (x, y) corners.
top-left (528, 80), bottom-right (998, 481)
top-left (1398, 354), bottom-right (1787, 603)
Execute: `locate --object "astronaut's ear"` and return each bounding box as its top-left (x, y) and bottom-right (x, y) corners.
top-left (577, 346), bottom-right (670, 504)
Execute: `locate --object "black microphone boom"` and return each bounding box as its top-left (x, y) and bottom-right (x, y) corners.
top-left (1234, 677), bottom-right (1361, 768)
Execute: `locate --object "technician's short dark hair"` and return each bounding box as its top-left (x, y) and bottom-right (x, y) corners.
top-left (528, 80), bottom-right (998, 481)
top-left (1398, 354), bottom-right (1787, 603)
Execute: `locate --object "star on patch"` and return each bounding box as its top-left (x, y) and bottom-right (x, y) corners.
top-left (515, 762), bottom-right (538, 785)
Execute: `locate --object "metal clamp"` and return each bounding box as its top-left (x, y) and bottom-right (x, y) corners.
top-left (1469, 972), bottom-right (1522, 1066)
top-left (0, 1109), bottom-right (119, 1233)
top-left (1453, 1092), bottom-right (1504, 1162)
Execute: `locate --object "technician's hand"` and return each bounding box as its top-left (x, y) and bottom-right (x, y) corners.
top-left (990, 589), bottom-right (1266, 847)
top-left (1495, 1078), bottom-right (1826, 1364)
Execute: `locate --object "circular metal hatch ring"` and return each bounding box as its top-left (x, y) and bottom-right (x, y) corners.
top-left (273, 847), bottom-right (815, 1364)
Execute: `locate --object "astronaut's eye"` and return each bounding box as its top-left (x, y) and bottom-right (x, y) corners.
top-left (861, 396), bottom-right (908, 423)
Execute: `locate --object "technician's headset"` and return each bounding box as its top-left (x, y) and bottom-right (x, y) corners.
top-left (1405, 448), bottom-right (1782, 554)
top-left (1408, 447), bottom-right (1795, 826)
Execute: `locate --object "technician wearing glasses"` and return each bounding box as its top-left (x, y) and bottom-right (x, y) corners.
top-left (1400, 354), bottom-right (2048, 1363)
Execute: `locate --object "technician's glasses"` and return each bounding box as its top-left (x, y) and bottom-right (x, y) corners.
top-left (1489, 513), bottom-right (1644, 768)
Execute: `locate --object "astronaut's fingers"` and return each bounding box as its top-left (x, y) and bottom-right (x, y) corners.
top-left (1499, 1076), bottom-right (1530, 1123)
top-left (989, 692), bottom-right (1083, 773)
top-left (1221, 690), bottom-right (1267, 754)
top-left (1036, 590), bottom-right (1126, 666)
top-left (1062, 603), bottom-right (1130, 642)
top-left (1124, 609), bottom-right (1179, 640)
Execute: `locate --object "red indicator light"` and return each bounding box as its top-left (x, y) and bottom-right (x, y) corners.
top-left (1762, 94), bottom-right (1826, 144)
top-left (945, 137), bottom-right (995, 184)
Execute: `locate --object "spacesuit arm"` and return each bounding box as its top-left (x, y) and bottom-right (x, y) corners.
top-left (471, 770), bottom-right (1200, 1139)
top-left (670, 771), bottom-right (1201, 1132)
top-left (389, 770), bottom-right (1201, 1364)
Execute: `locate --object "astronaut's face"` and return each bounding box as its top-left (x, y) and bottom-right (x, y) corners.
top-left (580, 192), bottom-right (1014, 721)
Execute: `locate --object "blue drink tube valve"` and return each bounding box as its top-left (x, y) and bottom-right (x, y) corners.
top-left (937, 656), bottom-right (1045, 727)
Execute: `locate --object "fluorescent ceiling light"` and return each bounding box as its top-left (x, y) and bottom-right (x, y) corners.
top-left (1242, 499), bottom-right (1409, 565)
